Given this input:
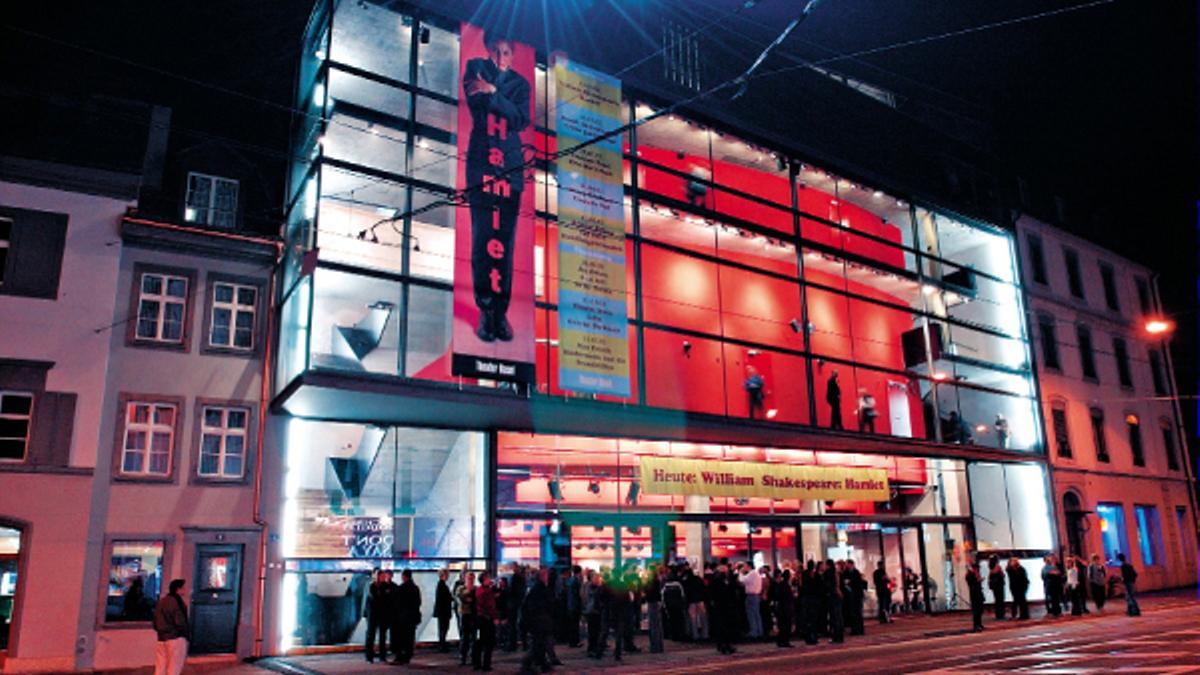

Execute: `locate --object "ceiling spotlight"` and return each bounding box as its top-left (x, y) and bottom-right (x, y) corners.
top-left (682, 340), bottom-right (692, 357)
top-left (588, 480), bottom-right (601, 494)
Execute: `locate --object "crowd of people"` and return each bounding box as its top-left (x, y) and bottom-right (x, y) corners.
top-left (360, 556), bottom-right (925, 672)
top-left (360, 552), bottom-right (1143, 671)
top-left (964, 552), bottom-right (1142, 632)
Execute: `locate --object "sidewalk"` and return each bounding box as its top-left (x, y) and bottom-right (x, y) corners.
top-left (250, 589), bottom-right (1199, 675)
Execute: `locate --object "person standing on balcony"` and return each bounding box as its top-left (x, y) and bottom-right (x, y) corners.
top-left (744, 366), bottom-right (765, 419)
top-left (463, 32), bottom-right (531, 343)
top-left (826, 371), bottom-right (843, 430)
top-left (857, 389), bottom-right (878, 433)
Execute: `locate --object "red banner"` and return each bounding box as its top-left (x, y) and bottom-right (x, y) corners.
top-left (451, 23), bottom-right (537, 382)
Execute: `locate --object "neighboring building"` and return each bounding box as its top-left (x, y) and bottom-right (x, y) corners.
top-left (261, 1), bottom-right (1054, 652)
top-left (0, 91), bottom-right (279, 671)
top-left (1017, 214), bottom-right (1198, 591)
top-left (0, 93), bottom-right (152, 672)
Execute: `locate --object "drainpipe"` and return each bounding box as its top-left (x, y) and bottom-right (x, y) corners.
top-left (252, 242), bottom-right (282, 657)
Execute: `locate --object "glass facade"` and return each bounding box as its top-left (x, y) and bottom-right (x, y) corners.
top-left (278, 2), bottom-right (1041, 455)
top-left (274, 1), bottom-right (1055, 649)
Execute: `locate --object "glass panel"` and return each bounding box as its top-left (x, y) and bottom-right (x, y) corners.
top-left (323, 111), bottom-right (408, 177)
top-left (276, 276), bottom-right (312, 393)
top-left (328, 67), bottom-right (411, 119)
top-left (415, 23), bottom-right (460, 97)
top-left (105, 541), bottom-right (164, 622)
top-left (330, 0), bottom-right (411, 80)
top-left (316, 165), bottom-right (408, 275)
top-left (215, 284), bottom-right (234, 303)
top-left (404, 284), bottom-right (452, 381)
top-left (310, 267), bottom-right (402, 376)
top-left (284, 423), bottom-right (487, 560)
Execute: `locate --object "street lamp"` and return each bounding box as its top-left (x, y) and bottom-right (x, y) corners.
top-left (1143, 317), bottom-right (1175, 336)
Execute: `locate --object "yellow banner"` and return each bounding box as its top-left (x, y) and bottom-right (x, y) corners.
top-left (638, 456), bottom-right (890, 501)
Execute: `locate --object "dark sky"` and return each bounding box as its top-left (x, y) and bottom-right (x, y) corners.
top-left (3, 0), bottom-right (1196, 421)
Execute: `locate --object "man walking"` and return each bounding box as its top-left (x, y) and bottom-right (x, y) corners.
top-left (152, 579), bottom-right (189, 675)
top-left (1118, 553), bottom-right (1140, 616)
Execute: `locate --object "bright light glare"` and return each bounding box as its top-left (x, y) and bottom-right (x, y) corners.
top-left (1145, 318), bottom-right (1174, 335)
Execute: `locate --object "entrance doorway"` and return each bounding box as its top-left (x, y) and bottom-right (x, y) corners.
top-left (190, 544), bottom-right (242, 654)
top-left (1063, 492), bottom-right (1086, 557)
top-left (0, 526), bottom-right (20, 653)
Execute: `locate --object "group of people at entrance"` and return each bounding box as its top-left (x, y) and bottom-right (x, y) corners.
top-left (363, 557), bottom-right (917, 672)
top-left (964, 552), bottom-right (1142, 632)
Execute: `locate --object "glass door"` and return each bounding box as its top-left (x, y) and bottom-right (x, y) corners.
top-left (881, 526), bottom-right (928, 615)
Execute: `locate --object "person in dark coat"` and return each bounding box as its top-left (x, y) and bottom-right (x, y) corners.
top-left (965, 558), bottom-right (985, 632)
top-left (583, 570), bottom-right (609, 658)
top-left (843, 560), bottom-right (866, 636)
top-left (607, 568), bottom-right (632, 661)
top-left (505, 565), bottom-right (526, 652)
top-left (566, 565), bottom-right (583, 648)
top-left (391, 570), bottom-right (422, 664)
top-left (708, 565), bottom-right (739, 654)
top-left (520, 567), bottom-right (554, 674)
top-left (661, 567), bottom-right (688, 642)
top-left (770, 569), bottom-right (795, 647)
top-left (1118, 553), bottom-right (1141, 616)
top-left (1087, 554), bottom-right (1108, 612)
top-left (745, 366), bottom-right (765, 419)
top-left (434, 569), bottom-right (454, 653)
top-left (462, 32), bottom-right (531, 343)
top-left (1041, 555), bottom-right (1063, 617)
top-left (363, 569), bottom-right (392, 663)
top-left (800, 561), bottom-right (824, 645)
top-left (457, 572), bottom-right (478, 665)
top-left (152, 578), bottom-right (190, 675)
top-left (825, 560), bottom-right (844, 643)
top-left (872, 561), bottom-right (892, 624)
top-left (1006, 557), bottom-right (1030, 620)
top-left (826, 371), bottom-right (843, 430)
top-left (987, 555), bottom-right (1006, 621)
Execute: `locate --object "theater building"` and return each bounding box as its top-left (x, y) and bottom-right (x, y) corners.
top-left (1016, 214), bottom-right (1198, 591)
top-left (264, 0), bottom-right (1056, 650)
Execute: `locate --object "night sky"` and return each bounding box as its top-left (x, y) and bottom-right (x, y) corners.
top-left (3, 0), bottom-right (1195, 428)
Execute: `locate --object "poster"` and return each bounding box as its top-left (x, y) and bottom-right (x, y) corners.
top-left (451, 24), bottom-right (537, 383)
top-left (554, 58), bottom-right (630, 396)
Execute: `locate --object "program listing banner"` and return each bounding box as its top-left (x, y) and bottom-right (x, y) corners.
top-left (554, 57), bottom-right (630, 397)
top-left (638, 456), bottom-right (890, 501)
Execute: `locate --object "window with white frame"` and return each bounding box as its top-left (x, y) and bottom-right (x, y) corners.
top-left (135, 272), bottom-right (189, 342)
top-left (185, 173), bottom-right (239, 229)
top-left (0, 391), bottom-right (34, 461)
top-left (209, 282), bottom-right (257, 350)
top-left (120, 401), bottom-right (176, 476)
top-left (198, 405), bottom-right (249, 478)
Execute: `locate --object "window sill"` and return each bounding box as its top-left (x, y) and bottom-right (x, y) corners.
top-left (199, 344), bottom-right (258, 359)
top-left (112, 474), bottom-right (176, 484)
top-left (99, 621), bottom-right (155, 631)
top-left (0, 462), bottom-right (92, 475)
top-left (190, 476), bottom-right (251, 486)
top-left (128, 339), bottom-right (190, 353)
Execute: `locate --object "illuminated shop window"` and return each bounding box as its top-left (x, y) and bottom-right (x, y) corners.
top-left (105, 540), bottom-right (164, 623)
top-left (1096, 502), bottom-right (1128, 565)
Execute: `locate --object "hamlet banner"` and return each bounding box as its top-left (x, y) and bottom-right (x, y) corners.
top-left (638, 456), bottom-right (891, 501)
top-left (450, 23), bottom-right (537, 383)
top-left (554, 57), bottom-right (630, 397)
